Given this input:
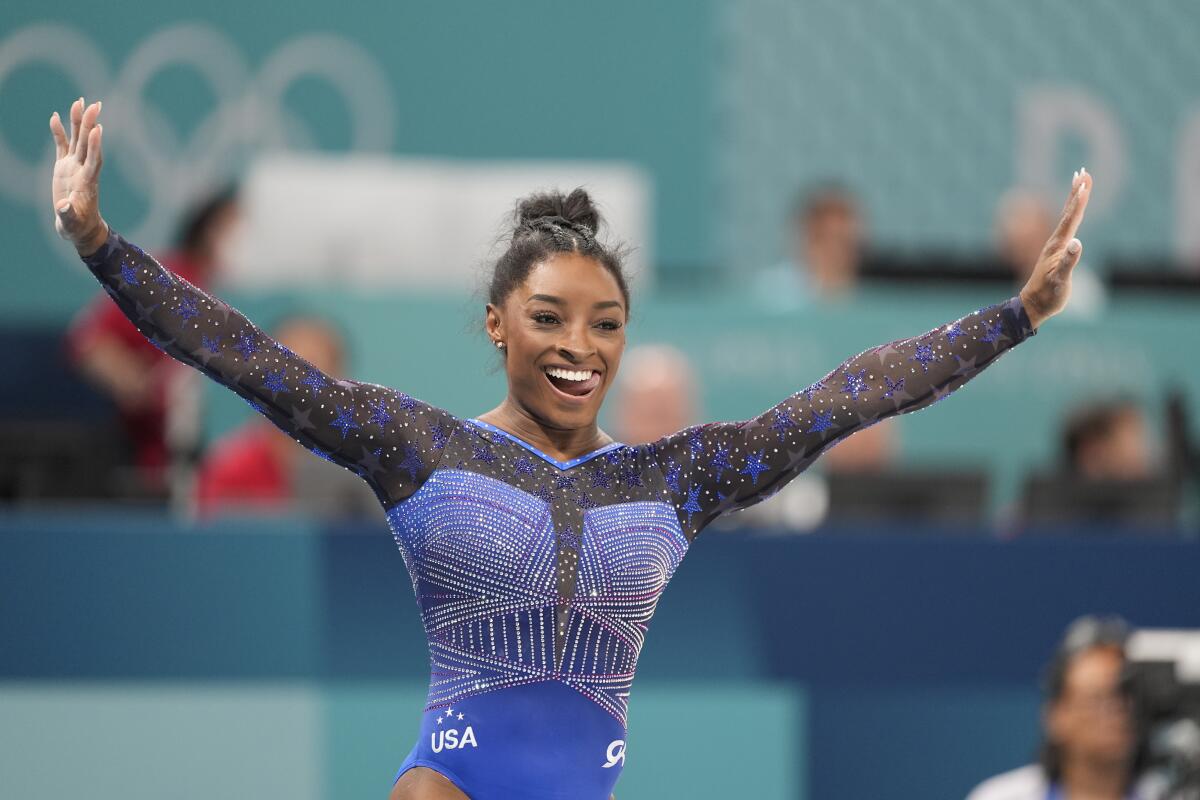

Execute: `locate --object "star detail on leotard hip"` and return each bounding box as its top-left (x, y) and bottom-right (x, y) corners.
top-left (398, 445), bottom-right (424, 480)
top-left (513, 457), bottom-right (535, 477)
top-left (590, 464), bottom-right (613, 490)
top-left (709, 445), bottom-right (733, 481)
top-left (471, 443), bottom-right (495, 464)
top-left (429, 420), bottom-right (451, 450)
top-left (681, 485), bottom-right (703, 523)
top-left (663, 459), bottom-right (682, 493)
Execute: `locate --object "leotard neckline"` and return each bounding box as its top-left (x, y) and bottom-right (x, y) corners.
top-left (464, 418), bottom-right (625, 470)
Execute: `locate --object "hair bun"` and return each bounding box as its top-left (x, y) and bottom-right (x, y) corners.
top-left (514, 187), bottom-right (601, 236)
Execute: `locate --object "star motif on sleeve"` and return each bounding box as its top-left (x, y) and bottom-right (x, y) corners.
top-left (429, 420), bottom-right (450, 450)
top-left (244, 397), bottom-right (267, 415)
top-left (233, 332), bottom-right (259, 360)
top-left (367, 398), bottom-right (392, 428)
top-left (770, 408), bottom-right (797, 440)
top-left (802, 378), bottom-right (827, 401)
top-left (134, 300), bottom-right (160, 323)
top-left (739, 449), bottom-right (769, 484)
top-left (604, 449), bottom-right (624, 465)
top-left (175, 295), bottom-right (200, 321)
top-left (687, 428), bottom-right (705, 457)
top-left (152, 271), bottom-right (173, 289)
top-left (882, 376), bottom-right (905, 399)
top-left (681, 485), bottom-right (703, 523)
top-left (513, 457), bottom-right (535, 477)
top-left (980, 319), bottom-right (1006, 345)
top-left (201, 334), bottom-right (222, 354)
top-left (808, 409), bottom-right (834, 434)
top-left (471, 443), bottom-right (495, 464)
top-left (554, 475), bottom-right (577, 491)
top-left (312, 448), bottom-right (337, 464)
top-left (909, 343), bottom-right (936, 372)
top-left (331, 404), bottom-right (360, 438)
top-left (396, 392), bottom-right (418, 413)
top-left (398, 445), bottom-right (424, 479)
top-left (119, 263), bottom-right (140, 287)
top-left (357, 445), bottom-right (388, 480)
top-left (301, 368), bottom-right (327, 394)
top-left (953, 354), bottom-right (978, 377)
top-left (147, 333), bottom-right (176, 353)
top-left (290, 405), bottom-right (315, 432)
top-left (931, 384), bottom-right (954, 405)
top-left (589, 464), bottom-right (612, 489)
top-left (841, 368), bottom-right (869, 400)
top-left (945, 322), bottom-right (964, 343)
top-left (709, 445), bottom-right (733, 481)
top-left (664, 459), bottom-right (682, 493)
top-left (263, 369), bottom-right (289, 398)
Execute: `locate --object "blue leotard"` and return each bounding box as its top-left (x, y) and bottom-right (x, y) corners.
top-left (82, 230), bottom-right (1036, 799)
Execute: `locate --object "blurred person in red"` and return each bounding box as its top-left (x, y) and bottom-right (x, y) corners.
top-left (966, 615), bottom-right (1161, 800)
top-left (753, 181), bottom-right (864, 309)
top-left (62, 186), bottom-right (240, 496)
top-left (192, 314), bottom-right (380, 521)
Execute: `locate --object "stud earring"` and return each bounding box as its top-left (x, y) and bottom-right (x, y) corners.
top-left (495, 340), bottom-right (505, 349)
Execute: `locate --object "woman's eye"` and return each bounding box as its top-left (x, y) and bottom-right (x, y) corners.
top-left (596, 320), bottom-right (623, 331)
top-left (532, 313), bottom-right (560, 324)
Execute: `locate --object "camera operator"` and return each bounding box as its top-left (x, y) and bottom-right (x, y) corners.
top-left (967, 616), bottom-right (1162, 800)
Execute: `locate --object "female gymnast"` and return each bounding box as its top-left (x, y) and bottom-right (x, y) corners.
top-left (50, 98), bottom-right (1091, 800)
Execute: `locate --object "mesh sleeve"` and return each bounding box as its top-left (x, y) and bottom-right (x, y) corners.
top-left (649, 296), bottom-right (1037, 538)
top-left (80, 228), bottom-right (457, 506)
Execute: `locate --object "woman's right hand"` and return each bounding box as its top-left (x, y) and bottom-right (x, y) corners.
top-left (50, 97), bottom-right (108, 257)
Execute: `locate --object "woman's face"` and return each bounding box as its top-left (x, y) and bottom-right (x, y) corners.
top-left (487, 252), bottom-right (627, 431)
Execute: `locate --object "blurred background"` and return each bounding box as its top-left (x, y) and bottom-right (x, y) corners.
top-left (2, 1), bottom-right (1199, 798)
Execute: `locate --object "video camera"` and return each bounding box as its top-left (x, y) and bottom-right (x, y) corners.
top-left (1125, 629), bottom-right (1200, 799)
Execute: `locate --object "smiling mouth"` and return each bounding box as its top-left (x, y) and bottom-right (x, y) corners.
top-left (543, 366), bottom-right (602, 399)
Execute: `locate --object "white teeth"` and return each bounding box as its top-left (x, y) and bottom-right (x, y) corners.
top-left (545, 367), bottom-right (594, 382)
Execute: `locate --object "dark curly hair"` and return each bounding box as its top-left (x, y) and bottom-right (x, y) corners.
top-left (487, 187), bottom-right (630, 314)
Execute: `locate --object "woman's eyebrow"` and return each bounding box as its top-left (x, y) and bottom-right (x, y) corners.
top-left (527, 294), bottom-right (624, 311)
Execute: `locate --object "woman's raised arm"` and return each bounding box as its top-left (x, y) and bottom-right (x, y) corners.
top-left (649, 171), bottom-right (1093, 539)
top-left (50, 98), bottom-right (456, 504)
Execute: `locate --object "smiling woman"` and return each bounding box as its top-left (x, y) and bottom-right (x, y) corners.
top-left (51, 97), bottom-right (1091, 800)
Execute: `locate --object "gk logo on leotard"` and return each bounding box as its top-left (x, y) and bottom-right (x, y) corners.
top-left (602, 739), bottom-right (626, 768)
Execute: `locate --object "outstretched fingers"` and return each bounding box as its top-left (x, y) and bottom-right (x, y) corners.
top-left (84, 123), bottom-right (103, 178)
top-left (50, 112), bottom-right (69, 160)
top-left (75, 101), bottom-right (100, 163)
top-left (1052, 167), bottom-right (1091, 248)
top-left (68, 97), bottom-right (84, 155)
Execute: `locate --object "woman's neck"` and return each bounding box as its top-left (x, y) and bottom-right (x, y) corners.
top-left (1059, 756), bottom-right (1130, 800)
top-left (477, 399), bottom-right (612, 463)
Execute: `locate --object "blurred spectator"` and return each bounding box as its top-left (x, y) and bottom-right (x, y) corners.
top-left (609, 344), bottom-right (698, 445)
top-left (62, 185), bottom-right (241, 496)
top-left (1063, 399), bottom-right (1154, 481)
top-left (191, 314), bottom-right (380, 521)
top-left (966, 615), bottom-right (1162, 800)
top-left (994, 188), bottom-right (1106, 319)
top-left (753, 181), bottom-right (864, 309)
top-left (822, 418), bottom-right (898, 474)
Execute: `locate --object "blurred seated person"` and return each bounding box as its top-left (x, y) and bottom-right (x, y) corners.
top-left (753, 181), bottom-right (864, 310)
top-left (1063, 399), bottom-right (1154, 481)
top-left (191, 314), bottom-right (381, 522)
top-left (966, 615), bottom-right (1163, 800)
top-left (63, 186), bottom-right (241, 496)
top-left (608, 344), bottom-right (697, 445)
top-left (995, 188), bottom-right (1106, 319)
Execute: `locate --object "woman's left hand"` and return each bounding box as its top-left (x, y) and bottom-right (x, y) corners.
top-left (1019, 168), bottom-right (1092, 329)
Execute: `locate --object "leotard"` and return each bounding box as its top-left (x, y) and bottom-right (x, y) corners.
top-left (81, 230), bottom-right (1036, 799)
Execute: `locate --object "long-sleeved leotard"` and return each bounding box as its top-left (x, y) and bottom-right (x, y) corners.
top-left (82, 229), bottom-right (1035, 800)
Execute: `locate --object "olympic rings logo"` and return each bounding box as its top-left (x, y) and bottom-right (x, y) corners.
top-left (0, 23), bottom-right (396, 258)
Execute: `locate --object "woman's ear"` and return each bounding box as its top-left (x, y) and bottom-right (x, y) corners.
top-left (485, 303), bottom-right (503, 344)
